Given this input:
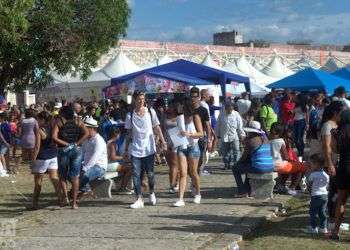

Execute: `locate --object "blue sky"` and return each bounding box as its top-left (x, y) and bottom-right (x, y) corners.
top-left (126, 0), bottom-right (350, 45)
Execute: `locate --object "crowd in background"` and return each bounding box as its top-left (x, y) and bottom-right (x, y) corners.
top-left (0, 85), bottom-right (349, 239)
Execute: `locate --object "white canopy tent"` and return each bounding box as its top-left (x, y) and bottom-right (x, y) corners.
top-left (102, 51), bottom-right (140, 78)
top-left (252, 59), bottom-right (265, 71)
top-left (201, 53), bottom-right (222, 69)
top-left (261, 56), bottom-right (294, 78)
top-left (320, 57), bottom-right (343, 72)
top-left (235, 55), bottom-right (278, 86)
top-left (157, 54), bottom-right (173, 65)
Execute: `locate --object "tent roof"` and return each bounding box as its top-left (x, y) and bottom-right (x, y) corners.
top-left (261, 56), bottom-right (294, 78)
top-left (147, 71), bottom-right (213, 85)
top-left (320, 57), bottom-right (342, 73)
top-left (332, 67), bottom-right (350, 80)
top-left (267, 67), bottom-right (350, 94)
top-left (157, 54), bottom-right (173, 65)
top-left (111, 59), bottom-right (250, 86)
top-left (252, 60), bottom-right (265, 70)
top-left (201, 54), bottom-right (221, 69)
top-left (67, 70), bottom-right (110, 83)
top-left (102, 51), bottom-right (140, 78)
top-left (223, 61), bottom-right (248, 76)
top-left (235, 56), bottom-right (278, 85)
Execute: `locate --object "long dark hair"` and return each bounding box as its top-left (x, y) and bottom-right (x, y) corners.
top-left (295, 94), bottom-right (308, 113)
top-left (320, 101), bottom-right (344, 126)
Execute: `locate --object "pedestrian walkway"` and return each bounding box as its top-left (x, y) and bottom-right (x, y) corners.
top-left (1, 161), bottom-right (289, 249)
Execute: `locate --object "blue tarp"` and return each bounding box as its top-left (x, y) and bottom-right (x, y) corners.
top-left (267, 67), bottom-right (350, 94)
top-left (332, 67), bottom-right (350, 80)
top-left (109, 59), bottom-right (250, 96)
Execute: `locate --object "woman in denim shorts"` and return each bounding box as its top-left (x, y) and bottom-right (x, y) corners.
top-left (173, 98), bottom-right (204, 207)
top-left (52, 106), bottom-right (88, 209)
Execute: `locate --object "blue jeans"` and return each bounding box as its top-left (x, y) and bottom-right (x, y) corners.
top-left (57, 146), bottom-right (83, 179)
top-left (293, 119), bottom-right (306, 157)
top-left (232, 160), bottom-right (251, 194)
top-left (222, 140), bottom-right (240, 169)
top-left (309, 195), bottom-right (328, 229)
top-left (131, 154), bottom-right (155, 196)
top-left (80, 165), bottom-right (106, 192)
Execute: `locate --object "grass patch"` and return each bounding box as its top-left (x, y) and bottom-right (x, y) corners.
top-left (241, 195), bottom-right (350, 249)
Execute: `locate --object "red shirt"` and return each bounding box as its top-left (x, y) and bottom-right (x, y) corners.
top-left (281, 100), bottom-right (295, 125)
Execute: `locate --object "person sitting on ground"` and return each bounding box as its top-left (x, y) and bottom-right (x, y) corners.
top-left (233, 121), bottom-right (273, 197)
top-left (306, 154), bottom-right (329, 235)
top-left (79, 117), bottom-right (108, 198)
top-left (107, 125), bottom-right (132, 194)
top-left (269, 123), bottom-right (305, 195)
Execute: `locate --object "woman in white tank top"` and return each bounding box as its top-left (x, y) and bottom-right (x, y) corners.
top-left (173, 98), bottom-right (204, 207)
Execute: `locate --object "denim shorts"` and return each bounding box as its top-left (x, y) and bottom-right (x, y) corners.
top-left (57, 146), bottom-right (82, 179)
top-left (177, 144), bottom-right (201, 159)
top-left (0, 144), bottom-right (9, 155)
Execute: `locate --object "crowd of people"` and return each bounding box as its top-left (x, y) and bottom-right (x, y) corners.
top-left (0, 85), bottom-right (350, 240)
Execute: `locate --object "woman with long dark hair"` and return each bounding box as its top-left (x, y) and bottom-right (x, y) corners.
top-left (331, 110), bottom-right (350, 240)
top-left (31, 111), bottom-right (59, 209)
top-left (293, 94), bottom-right (309, 158)
top-left (173, 98), bottom-right (204, 207)
top-left (320, 101), bottom-right (344, 228)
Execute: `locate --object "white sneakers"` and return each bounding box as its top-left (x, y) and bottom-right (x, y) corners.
top-left (173, 200), bottom-right (185, 207)
top-left (193, 195), bottom-right (201, 204)
top-left (130, 193), bottom-right (157, 209)
top-left (130, 198), bottom-right (144, 209)
top-left (149, 193), bottom-right (157, 206)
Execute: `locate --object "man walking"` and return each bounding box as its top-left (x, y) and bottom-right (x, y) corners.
top-left (124, 91), bottom-right (167, 209)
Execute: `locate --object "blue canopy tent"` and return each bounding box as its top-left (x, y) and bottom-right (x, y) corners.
top-left (332, 67), bottom-right (350, 80)
top-left (108, 59), bottom-right (250, 97)
top-left (267, 67), bottom-right (350, 94)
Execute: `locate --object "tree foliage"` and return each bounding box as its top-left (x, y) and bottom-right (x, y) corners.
top-left (0, 0), bottom-right (130, 93)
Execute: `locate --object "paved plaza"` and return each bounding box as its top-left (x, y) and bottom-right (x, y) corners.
top-left (0, 160), bottom-right (288, 249)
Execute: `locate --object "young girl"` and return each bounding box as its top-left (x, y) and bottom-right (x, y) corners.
top-left (306, 154), bottom-right (329, 234)
top-left (270, 122), bottom-right (305, 195)
top-left (107, 125), bottom-right (132, 193)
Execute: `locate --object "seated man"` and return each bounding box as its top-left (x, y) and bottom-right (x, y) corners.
top-left (232, 121), bottom-right (274, 197)
top-left (79, 117), bottom-right (108, 196)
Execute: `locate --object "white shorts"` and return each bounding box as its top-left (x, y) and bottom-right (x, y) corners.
top-left (107, 162), bottom-right (121, 172)
top-left (32, 157), bottom-right (58, 174)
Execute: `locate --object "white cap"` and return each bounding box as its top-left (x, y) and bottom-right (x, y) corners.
top-left (84, 117), bottom-right (98, 128)
top-left (243, 121), bottom-right (263, 134)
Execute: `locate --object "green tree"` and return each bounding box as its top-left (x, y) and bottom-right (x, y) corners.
top-left (0, 0), bottom-right (130, 94)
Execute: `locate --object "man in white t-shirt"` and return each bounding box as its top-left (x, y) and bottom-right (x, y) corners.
top-left (79, 117), bottom-right (108, 199)
top-left (124, 91), bottom-right (167, 209)
top-left (236, 92), bottom-right (251, 116)
top-left (333, 86), bottom-right (350, 109)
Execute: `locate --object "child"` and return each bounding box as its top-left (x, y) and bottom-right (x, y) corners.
top-left (306, 154), bottom-right (329, 234)
top-left (107, 125), bottom-right (132, 193)
top-left (269, 122), bottom-right (305, 195)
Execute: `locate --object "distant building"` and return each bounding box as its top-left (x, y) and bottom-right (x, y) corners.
top-left (213, 30), bottom-right (243, 46)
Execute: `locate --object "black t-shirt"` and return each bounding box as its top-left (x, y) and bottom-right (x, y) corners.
top-left (194, 106), bottom-right (209, 129)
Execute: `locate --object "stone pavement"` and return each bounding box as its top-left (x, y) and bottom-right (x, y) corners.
top-left (1, 160), bottom-right (289, 250)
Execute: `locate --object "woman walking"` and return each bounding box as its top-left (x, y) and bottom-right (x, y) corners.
top-left (331, 110), bottom-right (350, 240)
top-left (52, 106), bottom-right (88, 209)
top-left (174, 98), bottom-right (204, 207)
top-left (20, 109), bottom-right (38, 162)
top-left (293, 94), bottom-right (309, 158)
top-left (31, 111), bottom-right (60, 210)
